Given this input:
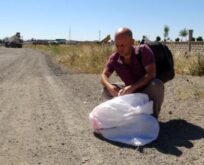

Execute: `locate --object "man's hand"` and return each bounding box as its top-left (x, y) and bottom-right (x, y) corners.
top-left (107, 84), bottom-right (119, 97)
top-left (118, 63), bottom-right (156, 96)
top-left (118, 85), bottom-right (134, 96)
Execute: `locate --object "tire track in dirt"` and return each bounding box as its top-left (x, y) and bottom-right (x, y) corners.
top-left (0, 48), bottom-right (105, 165)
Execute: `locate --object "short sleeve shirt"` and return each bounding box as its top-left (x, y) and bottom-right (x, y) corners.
top-left (106, 44), bottom-right (155, 86)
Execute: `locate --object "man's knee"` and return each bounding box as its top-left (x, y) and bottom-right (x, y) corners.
top-left (148, 79), bottom-right (164, 92)
top-left (145, 79), bottom-right (164, 101)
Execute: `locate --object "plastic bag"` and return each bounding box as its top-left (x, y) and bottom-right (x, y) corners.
top-left (89, 93), bottom-right (159, 146)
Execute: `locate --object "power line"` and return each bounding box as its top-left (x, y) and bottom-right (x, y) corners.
top-left (69, 25), bottom-right (71, 41)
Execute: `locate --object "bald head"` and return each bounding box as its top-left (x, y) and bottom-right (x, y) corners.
top-left (114, 27), bottom-right (134, 58)
top-left (115, 27), bottom-right (133, 39)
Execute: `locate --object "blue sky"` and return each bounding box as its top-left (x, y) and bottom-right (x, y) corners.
top-left (0, 0), bottom-right (203, 41)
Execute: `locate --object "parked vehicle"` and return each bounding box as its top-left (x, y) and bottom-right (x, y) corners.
top-left (56, 39), bottom-right (66, 44)
top-left (4, 32), bottom-right (23, 48)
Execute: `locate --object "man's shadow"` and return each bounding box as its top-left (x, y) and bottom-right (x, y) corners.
top-left (94, 119), bottom-right (204, 156)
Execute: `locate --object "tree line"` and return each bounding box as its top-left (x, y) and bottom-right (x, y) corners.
top-left (142, 25), bottom-right (203, 42)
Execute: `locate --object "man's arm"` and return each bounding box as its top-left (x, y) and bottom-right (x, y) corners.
top-left (118, 63), bottom-right (156, 95)
top-left (101, 68), bottom-right (119, 97)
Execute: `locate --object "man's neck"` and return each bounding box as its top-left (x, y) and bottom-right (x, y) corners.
top-left (123, 55), bottom-right (131, 64)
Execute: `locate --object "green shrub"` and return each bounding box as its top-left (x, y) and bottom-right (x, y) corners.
top-left (196, 36), bottom-right (203, 41)
top-left (175, 38), bottom-right (180, 42)
top-left (156, 36), bottom-right (161, 42)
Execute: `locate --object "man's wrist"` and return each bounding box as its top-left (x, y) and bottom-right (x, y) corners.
top-left (105, 82), bottom-right (112, 90)
top-left (130, 84), bottom-right (138, 92)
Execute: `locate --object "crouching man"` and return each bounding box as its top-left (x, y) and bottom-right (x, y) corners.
top-left (101, 27), bottom-right (164, 118)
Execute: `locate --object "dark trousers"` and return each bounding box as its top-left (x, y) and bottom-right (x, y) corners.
top-left (102, 79), bottom-right (164, 118)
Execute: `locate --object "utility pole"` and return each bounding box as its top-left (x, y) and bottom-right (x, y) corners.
top-left (99, 30), bottom-right (101, 41)
top-left (188, 29), bottom-right (193, 52)
top-left (69, 25), bottom-right (71, 41)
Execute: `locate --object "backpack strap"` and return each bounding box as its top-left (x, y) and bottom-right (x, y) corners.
top-left (135, 46), bottom-right (142, 65)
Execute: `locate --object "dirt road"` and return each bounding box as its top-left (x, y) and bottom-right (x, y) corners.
top-left (0, 47), bottom-right (203, 165)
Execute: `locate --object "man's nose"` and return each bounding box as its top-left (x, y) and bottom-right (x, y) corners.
top-left (117, 46), bottom-right (124, 52)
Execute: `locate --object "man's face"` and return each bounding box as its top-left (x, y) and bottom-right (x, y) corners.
top-left (115, 35), bottom-right (133, 57)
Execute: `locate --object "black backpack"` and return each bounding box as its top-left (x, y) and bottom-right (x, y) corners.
top-left (137, 42), bottom-right (175, 83)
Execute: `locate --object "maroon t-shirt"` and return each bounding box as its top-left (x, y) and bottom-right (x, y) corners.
top-left (106, 44), bottom-right (155, 86)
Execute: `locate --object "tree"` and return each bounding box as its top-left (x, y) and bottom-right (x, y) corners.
top-left (196, 36), bottom-right (203, 41)
top-left (179, 28), bottom-right (188, 41)
top-left (142, 35), bottom-right (147, 40)
top-left (175, 38), bottom-right (180, 42)
top-left (156, 36), bottom-right (161, 42)
top-left (191, 37), bottom-right (195, 41)
top-left (163, 25), bottom-right (169, 41)
top-left (140, 35), bottom-right (147, 44)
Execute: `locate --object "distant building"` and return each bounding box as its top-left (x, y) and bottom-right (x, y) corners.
top-left (55, 39), bottom-right (66, 44)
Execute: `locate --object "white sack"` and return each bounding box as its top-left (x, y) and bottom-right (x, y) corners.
top-left (89, 93), bottom-right (159, 146)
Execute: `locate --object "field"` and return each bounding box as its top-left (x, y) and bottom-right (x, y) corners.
top-left (25, 44), bottom-right (204, 76)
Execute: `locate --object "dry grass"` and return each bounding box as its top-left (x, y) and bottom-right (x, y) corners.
top-left (174, 52), bottom-right (204, 76)
top-left (26, 44), bottom-right (204, 76)
top-left (26, 44), bottom-right (113, 73)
